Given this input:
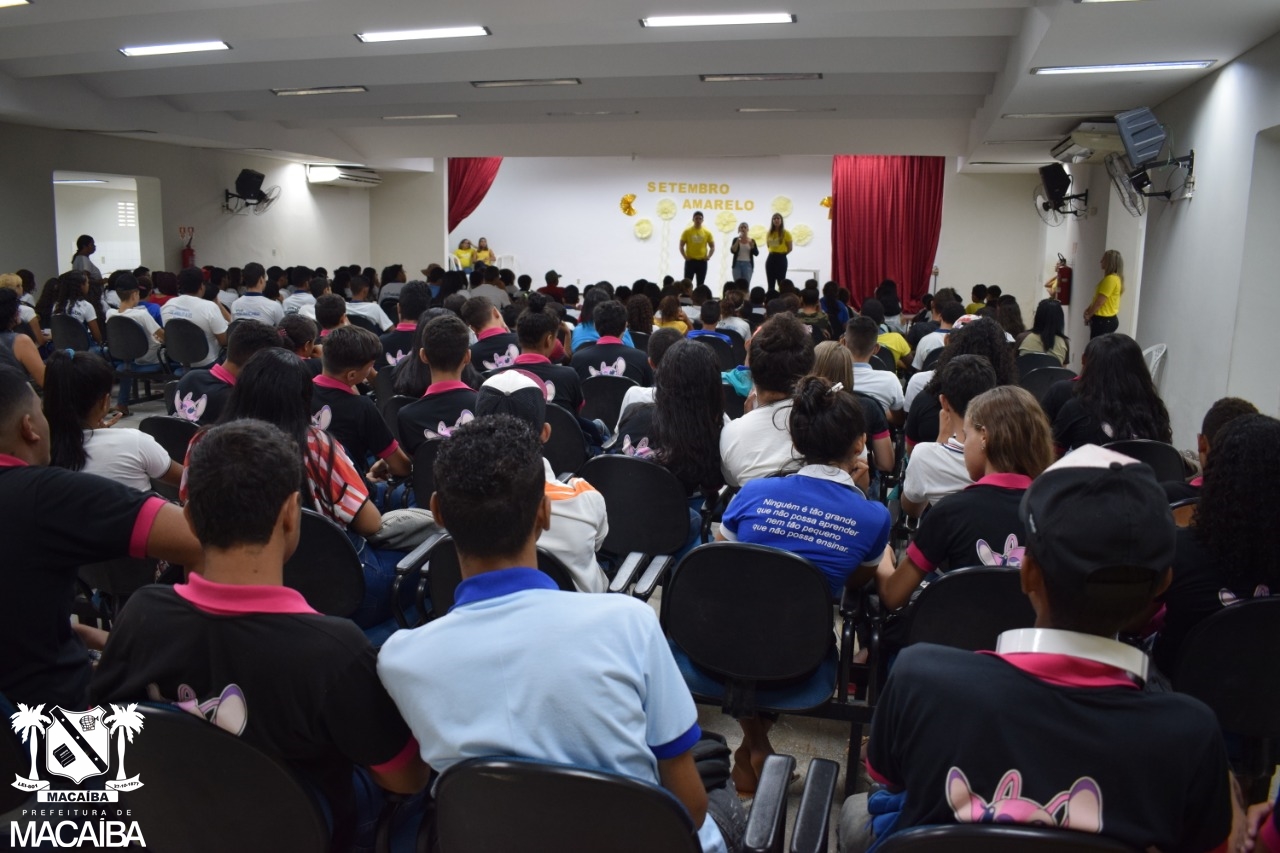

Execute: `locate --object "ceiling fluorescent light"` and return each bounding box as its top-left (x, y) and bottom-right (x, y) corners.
top-left (702, 73), bottom-right (822, 82)
top-left (356, 26), bottom-right (489, 43)
top-left (0, 0), bottom-right (32, 7)
top-left (53, 179), bottom-right (108, 185)
top-left (119, 40), bottom-right (230, 57)
top-left (383, 114), bottom-right (458, 120)
top-left (472, 78), bottom-right (580, 88)
top-left (546, 110), bottom-right (638, 116)
top-left (641, 13), bottom-right (795, 27)
top-left (1032, 60), bottom-right (1214, 75)
top-left (736, 107), bottom-right (835, 113)
top-left (273, 85), bottom-right (368, 96)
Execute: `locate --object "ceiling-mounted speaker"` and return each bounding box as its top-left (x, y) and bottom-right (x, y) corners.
top-left (1038, 163), bottom-right (1073, 205)
top-left (234, 169), bottom-right (266, 202)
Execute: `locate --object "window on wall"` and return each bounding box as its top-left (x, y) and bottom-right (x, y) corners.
top-left (117, 201), bottom-right (138, 227)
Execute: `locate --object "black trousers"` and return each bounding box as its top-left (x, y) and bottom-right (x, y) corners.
top-left (683, 258), bottom-right (708, 287)
top-left (765, 253), bottom-right (788, 290)
top-left (1090, 315), bottom-right (1119, 338)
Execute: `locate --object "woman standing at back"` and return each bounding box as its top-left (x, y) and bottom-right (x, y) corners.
top-left (1084, 249), bottom-right (1123, 338)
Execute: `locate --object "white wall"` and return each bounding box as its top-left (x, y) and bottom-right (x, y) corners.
top-left (370, 170), bottom-right (448, 280)
top-left (53, 185), bottom-right (142, 273)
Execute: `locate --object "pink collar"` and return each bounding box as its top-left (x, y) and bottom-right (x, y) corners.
top-left (980, 651), bottom-right (1138, 689)
top-left (1189, 475), bottom-right (1203, 487)
top-left (0, 453), bottom-right (29, 468)
top-left (394, 321), bottom-right (417, 332)
top-left (174, 572), bottom-right (317, 616)
top-left (314, 374), bottom-right (355, 395)
top-left (477, 326), bottom-right (508, 341)
top-left (425, 380), bottom-right (472, 397)
top-left (969, 472), bottom-right (1033, 490)
top-left (596, 335), bottom-right (624, 346)
top-left (515, 353), bottom-right (550, 365)
top-left (210, 363), bottom-right (236, 386)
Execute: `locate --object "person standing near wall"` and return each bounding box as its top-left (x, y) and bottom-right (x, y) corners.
top-left (730, 222), bottom-right (758, 285)
top-left (70, 235), bottom-right (101, 284)
top-left (679, 211), bottom-right (714, 288)
top-left (1083, 249), bottom-right (1123, 338)
top-left (764, 214), bottom-right (792, 294)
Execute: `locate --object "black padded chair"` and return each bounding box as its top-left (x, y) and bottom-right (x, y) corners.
top-left (125, 704), bottom-right (331, 853)
top-left (629, 330), bottom-right (650, 353)
top-left (382, 395), bottom-right (415, 443)
top-left (410, 440), bottom-right (444, 508)
top-left (1174, 597), bottom-right (1280, 801)
top-left (544, 402), bottom-right (589, 476)
top-left (281, 509), bottom-right (365, 618)
top-left (578, 454), bottom-right (690, 597)
top-left (694, 334), bottom-right (737, 371)
top-left (1019, 366), bottom-right (1076, 403)
top-left (347, 313), bottom-right (381, 334)
top-left (872, 348), bottom-right (899, 372)
top-left (371, 366), bottom-right (397, 406)
top-left (903, 566), bottom-right (1035, 652)
top-left (162, 380), bottom-right (180, 415)
top-left (721, 328), bottom-right (748, 367)
top-left (1016, 351), bottom-right (1063, 380)
top-left (722, 383), bottom-right (746, 420)
top-left (1103, 439), bottom-right (1189, 482)
top-left (581, 374), bottom-right (638, 429)
top-left (379, 297), bottom-right (400, 324)
top-left (163, 317), bottom-right (211, 369)
top-left (106, 315), bottom-right (173, 404)
top-left (876, 825), bottom-right (1136, 852)
top-left (139, 415), bottom-right (199, 463)
top-left (50, 314), bottom-right (93, 352)
top-left (77, 557), bottom-right (160, 627)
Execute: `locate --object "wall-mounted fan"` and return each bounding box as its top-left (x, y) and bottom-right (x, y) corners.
top-left (1033, 183), bottom-right (1065, 227)
top-left (252, 185), bottom-right (281, 215)
top-left (1105, 153), bottom-right (1146, 218)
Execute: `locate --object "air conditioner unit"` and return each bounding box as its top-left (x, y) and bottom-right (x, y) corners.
top-left (306, 165), bottom-right (382, 189)
top-left (1051, 122), bottom-right (1125, 164)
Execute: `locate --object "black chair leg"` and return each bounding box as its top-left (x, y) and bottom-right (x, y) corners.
top-left (846, 721), bottom-right (862, 798)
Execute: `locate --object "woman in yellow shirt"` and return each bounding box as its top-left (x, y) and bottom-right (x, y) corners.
top-left (474, 237), bottom-right (495, 268)
top-left (655, 294), bottom-right (690, 335)
top-left (764, 213), bottom-right (792, 293)
top-left (453, 239), bottom-right (476, 273)
top-left (1083, 249), bottom-right (1123, 338)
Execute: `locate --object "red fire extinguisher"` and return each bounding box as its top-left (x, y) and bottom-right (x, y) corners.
top-left (179, 226), bottom-right (196, 269)
top-left (1052, 253), bottom-right (1073, 305)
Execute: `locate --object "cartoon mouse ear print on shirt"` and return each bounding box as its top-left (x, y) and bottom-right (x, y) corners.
top-left (175, 392), bottom-right (207, 422)
top-left (311, 406), bottom-right (332, 431)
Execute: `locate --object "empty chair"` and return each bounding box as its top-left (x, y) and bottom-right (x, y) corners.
top-left (543, 402), bottom-right (589, 476)
top-left (162, 318), bottom-right (211, 369)
top-left (1103, 439), bottom-right (1188, 482)
top-left (694, 334), bottom-right (736, 371)
top-left (1019, 366), bottom-right (1076, 403)
top-left (581, 374), bottom-right (638, 429)
top-left (50, 314), bottom-right (92, 352)
top-left (720, 328), bottom-right (748, 368)
top-left (876, 825), bottom-right (1136, 852)
top-left (1016, 351), bottom-right (1062, 380)
top-left (139, 415), bottom-right (199, 463)
top-left (629, 330), bottom-right (650, 353)
top-left (281, 509), bottom-right (366, 618)
top-left (903, 566), bottom-right (1035, 652)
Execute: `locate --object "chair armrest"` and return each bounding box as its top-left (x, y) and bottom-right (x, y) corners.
top-left (790, 758), bottom-right (839, 853)
top-left (744, 753), bottom-right (797, 853)
top-left (607, 552), bottom-right (646, 593)
top-left (392, 532), bottom-right (445, 628)
top-left (633, 555), bottom-right (672, 600)
top-left (396, 531), bottom-right (445, 574)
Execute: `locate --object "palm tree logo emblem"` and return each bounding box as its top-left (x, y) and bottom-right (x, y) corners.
top-left (9, 703), bottom-right (51, 793)
top-left (8, 703), bottom-right (146, 791)
top-left (103, 704), bottom-right (146, 792)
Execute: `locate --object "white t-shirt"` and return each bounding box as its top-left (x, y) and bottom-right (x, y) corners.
top-left (911, 329), bottom-right (949, 370)
top-left (617, 386), bottom-right (656, 426)
top-left (81, 428), bottom-right (173, 492)
top-left (17, 304), bottom-right (36, 327)
top-left (719, 398), bottom-right (801, 487)
top-left (282, 292), bottom-right (316, 316)
top-left (539, 459), bottom-right (610, 593)
top-left (58, 300), bottom-right (97, 327)
top-left (217, 290), bottom-right (240, 312)
top-left (904, 370), bottom-right (933, 410)
top-left (345, 300), bottom-right (393, 331)
top-left (106, 306), bottom-right (163, 364)
top-left (162, 294), bottom-right (228, 368)
top-left (851, 362), bottom-right (905, 415)
top-left (902, 436), bottom-right (971, 508)
top-left (717, 317), bottom-right (751, 340)
top-left (231, 292), bottom-right (285, 326)
top-left (468, 283), bottom-right (511, 309)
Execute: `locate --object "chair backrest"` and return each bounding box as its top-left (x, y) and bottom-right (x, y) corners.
top-left (163, 380), bottom-right (180, 415)
top-left (371, 366), bottom-right (396, 406)
top-left (663, 542), bottom-right (833, 681)
top-left (78, 556), bottom-right (159, 620)
top-left (876, 824), bottom-right (1136, 852)
top-left (543, 402), bottom-right (589, 476)
top-left (424, 536), bottom-right (577, 615)
top-left (281, 509), bottom-right (366, 617)
top-left (125, 704), bottom-right (331, 853)
top-left (1016, 351), bottom-right (1062, 380)
top-left (578, 455), bottom-right (690, 557)
top-left (163, 318), bottom-right (211, 367)
top-left (382, 395), bottom-right (414, 442)
top-left (379, 297), bottom-right (400, 324)
top-left (106, 314), bottom-right (151, 362)
top-left (720, 328), bottom-right (748, 366)
top-left (435, 756), bottom-right (699, 853)
top-left (1173, 597), bottom-right (1280, 737)
top-left (722, 383), bottom-right (745, 420)
top-left (629, 330), bottom-right (650, 353)
top-left (412, 440), bottom-right (444, 505)
top-left (1142, 343), bottom-right (1168, 392)
top-left (694, 334), bottom-right (737, 370)
top-left (1102, 440), bottom-right (1187, 482)
top-left (537, 547), bottom-right (580, 592)
top-left (139, 415), bottom-right (200, 463)
top-left (347, 313), bottom-right (381, 334)
top-left (919, 347), bottom-right (941, 370)
top-left (581, 374), bottom-right (639, 428)
top-left (904, 566), bottom-right (1035, 652)
top-left (1019, 366), bottom-right (1076, 403)
top-left (1170, 496), bottom-right (1198, 527)
top-left (50, 314), bottom-right (91, 351)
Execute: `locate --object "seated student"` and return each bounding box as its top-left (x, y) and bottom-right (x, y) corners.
top-left (720, 314), bottom-right (814, 487)
top-left (230, 262), bottom-right (284, 326)
top-left (1153, 414), bottom-right (1280, 674)
top-left (1018, 298), bottom-right (1070, 364)
top-left (570, 288), bottom-right (638, 351)
top-left (964, 282), bottom-right (988, 314)
top-left (473, 371), bottom-right (609, 592)
top-left (820, 281), bottom-right (850, 338)
top-left (796, 288), bottom-right (833, 341)
top-left (282, 274), bottom-right (327, 318)
top-left (899, 355), bottom-right (996, 519)
top-left (859, 298), bottom-right (910, 369)
top-left (397, 314), bottom-right (479, 456)
top-left (315, 292), bottom-right (349, 338)
top-left (44, 351), bottom-right (183, 491)
top-left (52, 270), bottom-right (105, 351)
top-left (840, 444), bottom-right (1236, 853)
top-left (1163, 396), bottom-right (1258, 504)
top-left (0, 367), bottom-right (201, 709)
top-left (717, 290), bottom-right (751, 341)
top-left (174, 320), bottom-right (280, 426)
top-left (381, 282), bottom-right (430, 367)
top-left (0, 288), bottom-right (45, 387)
top-left (312, 325), bottom-right (412, 480)
top-left (279, 313), bottom-right (323, 376)
top-left (911, 298), bottom-right (964, 371)
top-left (106, 274), bottom-right (166, 414)
top-left (905, 291), bottom-right (940, 350)
top-left (1053, 333), bottom-right (1171, 453)
top-left (616, 327), bottom-right (683, 424)
top-left (163, 267), bottom-right (229, 367)
top-left (886, 384), bottom-right (1053, 613)
top-left (494, 292), bottom-right (584, 413)
top-left (813, 341), bottom-right (892, 487)
top-left (461, 295), bottom-right (520, 372)
top-left (655, 293), bottom-right (692, 335)
top-left (905, 317), bottom-right (1015, 448)
top-left (687, 301), bottom-right (733, 344)
top-left (842, 316), bottom-right (906, 425)
top-left (469, 265), bottom-right (511, 309)
top-left (378, 415), bottom-right (743, 853)
top-left (570, 300), bottom-right (653, 385)
top-left (0, 272), bottom-right (46, 347)
top-left (92, 420), bottom-right (429, 852)
top-left (347, 275), bottom-right (393, 332)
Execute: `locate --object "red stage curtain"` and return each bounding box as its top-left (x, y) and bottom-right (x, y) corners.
top-left (448, 157), bottom-right (503, 232)
top-left (830, 155), bottom-right (945, 313)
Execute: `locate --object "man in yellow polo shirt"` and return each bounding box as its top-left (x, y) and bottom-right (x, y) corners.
top-left (679, 211), bottom-right (715, 288)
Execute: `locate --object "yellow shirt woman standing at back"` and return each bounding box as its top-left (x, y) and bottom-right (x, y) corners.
top-left (1084, 249), bottom-right (1123, 339)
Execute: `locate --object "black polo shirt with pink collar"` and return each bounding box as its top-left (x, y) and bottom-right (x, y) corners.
top-left (381, 321), bottom-right (418, 368)
top-left (495, 353), bottom-right (584, 413)
top-left (311, 374), bottom-right (399, 468)
top-left (907, 473), bottom-right (1032, 573)
top-left (570, 336), bottom-right (653, 385)
top-left (174, 362), bottom-right (236, 426)
top-left (396, 380), bottom-right (478, 456)
top-left (470, 327), bottom-right (521, 373)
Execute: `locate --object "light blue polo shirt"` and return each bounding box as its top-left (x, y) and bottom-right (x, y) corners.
top-left (377, 567), bottom-right (726, 853)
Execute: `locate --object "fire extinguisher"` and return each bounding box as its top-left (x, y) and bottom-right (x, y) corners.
top-left (1053, 253), bottom-right (1073, 305)
top-left (179, 226), bottom-right (196, 269)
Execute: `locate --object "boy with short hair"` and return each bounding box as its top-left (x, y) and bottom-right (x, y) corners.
top-left (173, 320), bottom-right (280, 425)
top-left (842, 316), bottom-right (906, 424)
top-left (461, 296), bottom-right (520, 372)
top-left (315, 293), bottom-right (348, 336)
top-left (396, 314), bottom-right (477, 456)
top-left (570, 301), bottom-right (652, 384)
top-left (231, 261), bottom-right (285, 326)
top-left (381, 282), bottom-right (430, 367)
top-left (313, 325), bottom-right (412, 480)
top-left (346, 275), bottom-right (393, 331)
top-left (106, 274), bottom-right (165, 412)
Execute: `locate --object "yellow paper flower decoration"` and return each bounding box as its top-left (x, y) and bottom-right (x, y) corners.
top-left (771, 196), bottom-right (793, 218)
top-left (656, 199), bottom-right (678, 221)
top-left (714, 211), bottom-right (738, 234)
top-left (820, 196), bottom-right (832, 209)
top-left (619, 193), bottom-right (637, 216)
top-left (633, 219), bottom-right (653, 240)
top-left (749, 224), bottom-right (767, 243)
top-left (792, 224), bottom-right (814, 247)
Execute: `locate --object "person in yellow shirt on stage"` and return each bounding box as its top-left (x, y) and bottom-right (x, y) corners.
top-left (679, 211), bottom-right (715, 288)
top-left (453, 239), bottom-right (477, 273)
top-left (764, 213), bottom-right (793, 293)
top-left (474, 237), bottom-right (496, 269)
top-left (1083, 249), bottom-right (1123, 338)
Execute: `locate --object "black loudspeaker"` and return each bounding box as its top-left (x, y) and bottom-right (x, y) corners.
top-left (234, 169), bottom-right (266, 202)
top-left (1116, 107), bottom-right (1167, 167)
top-left (1038, 163), bottom-right (1073, 205)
